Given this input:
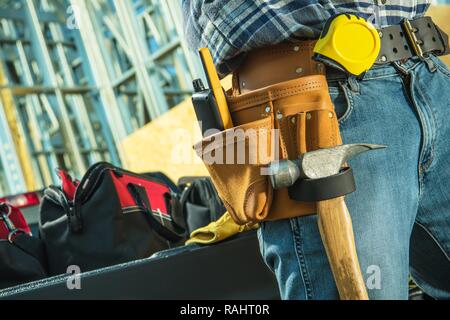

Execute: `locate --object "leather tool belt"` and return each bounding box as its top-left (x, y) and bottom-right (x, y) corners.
top-left (195, 41), bottom-right (338, 224)
top-left (195, 17), bottom-right (449, 225)
top-left (376, 16), bottom-right (449, 64)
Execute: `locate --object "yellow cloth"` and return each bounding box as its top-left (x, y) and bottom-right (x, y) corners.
top-left (185, 212), bottom-right (259, 245)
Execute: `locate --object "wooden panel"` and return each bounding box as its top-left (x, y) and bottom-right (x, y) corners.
top-left (121, 76), bottom-right (233, 182)
top-left (121, 98), bottom-right (208, 182)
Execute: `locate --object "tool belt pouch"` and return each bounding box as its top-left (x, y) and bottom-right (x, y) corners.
top-left (195, 75), bottom-right (342, 224)
top-left (194, 116), bottom-right (275, 225)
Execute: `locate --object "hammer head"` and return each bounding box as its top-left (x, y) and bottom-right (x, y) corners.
top-left (269, 143), bottom-right (386, 189)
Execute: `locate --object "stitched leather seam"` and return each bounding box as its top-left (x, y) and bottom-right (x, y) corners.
top-left (243, 177), bottom-right (267, 222)
top-left (228, 80), bottom-right (324, 103)
top-left (197, 122), bottom-right (272, 153)
top-left (229, 83), bottom-right (326, 110)
top-left (276, 116), bottom-right (288, 159)
top-left (331, 112), bottom-right (338, 146)
top-left (254, 43), bottom-right (314, 56)
top-left (259, 47), bottom-right (313, 56)
top-left (288, 115), bottom-right (298, 157)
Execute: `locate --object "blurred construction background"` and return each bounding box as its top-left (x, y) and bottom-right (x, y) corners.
top-left (0, 0), bottom-right (449, 197)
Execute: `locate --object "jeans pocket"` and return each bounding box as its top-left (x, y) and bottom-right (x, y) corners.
top-left (328, 81), bottom-right (354, 124)
top-left (429, 54), bottom-right (450, 79)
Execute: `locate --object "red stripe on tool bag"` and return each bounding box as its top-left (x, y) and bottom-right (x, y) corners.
top-left (110, 171), bottom-right (171, 216)
top-left (57, 169), bottom-right (79, 201)
top-left (0, 203), bottom-right (31, 241)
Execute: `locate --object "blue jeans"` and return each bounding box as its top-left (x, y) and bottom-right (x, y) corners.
top-left (257, 55), bottom-right (450, 300)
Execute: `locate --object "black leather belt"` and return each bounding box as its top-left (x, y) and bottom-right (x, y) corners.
top-left (376, 16), bottom-right (449, 64)
top-left (288, 167), bottom-right (356, 202)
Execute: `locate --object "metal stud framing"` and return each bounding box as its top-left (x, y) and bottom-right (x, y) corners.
top-left (0, 0), bottom-right (201, 195)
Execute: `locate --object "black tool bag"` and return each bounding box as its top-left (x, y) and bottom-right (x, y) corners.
top-left (179, 177), bottom-right (227, 234)
top-left (39, 162), bottom-right (186, 276)
top-left (0, 203), bottom-right (47, 289)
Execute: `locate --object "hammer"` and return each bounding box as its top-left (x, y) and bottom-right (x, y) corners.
top-left (269, 143), bottom-right (385, 300)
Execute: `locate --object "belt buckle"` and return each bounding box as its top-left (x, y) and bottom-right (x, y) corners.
top-left (402, 19), bottom-right (424, 59)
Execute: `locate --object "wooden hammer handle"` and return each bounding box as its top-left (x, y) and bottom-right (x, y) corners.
top-left (317, 196), bottom-right (369, 300)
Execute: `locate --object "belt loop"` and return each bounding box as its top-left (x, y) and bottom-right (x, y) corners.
top-left (424, 57), bottom-right (437, 73)
top-left (393, 61), bottom-right (409, 76)
top-left (347, 76), bottom-right (360, 93)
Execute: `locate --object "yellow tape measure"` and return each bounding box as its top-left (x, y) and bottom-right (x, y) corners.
top-left (313, 13), bottom-right (381, 76)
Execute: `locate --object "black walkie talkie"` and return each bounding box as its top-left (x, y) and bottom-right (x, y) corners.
top-left (191, 78), bottom-right (225, 137)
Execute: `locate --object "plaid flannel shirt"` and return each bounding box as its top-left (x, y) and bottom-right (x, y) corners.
top-left (182, 0), bottom-right (431, 77)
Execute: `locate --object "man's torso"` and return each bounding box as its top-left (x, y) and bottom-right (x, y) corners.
top-left (183, 0), bottom-right (431, 76)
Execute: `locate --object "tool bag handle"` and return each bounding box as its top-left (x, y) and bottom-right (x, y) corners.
top-left (127, 184), bottom-right (185, 242)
